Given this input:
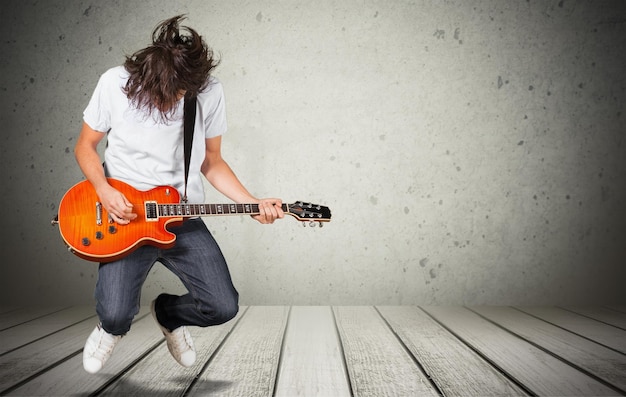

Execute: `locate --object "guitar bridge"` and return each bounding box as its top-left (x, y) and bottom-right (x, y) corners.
top-left (96, 202), bottom-right (103, 225)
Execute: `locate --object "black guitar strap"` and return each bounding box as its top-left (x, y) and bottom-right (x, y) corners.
top-left (182, 94), bottom-right (197, 203)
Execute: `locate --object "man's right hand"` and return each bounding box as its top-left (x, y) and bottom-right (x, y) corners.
top-left (96, 184), bottom-right (137, 225)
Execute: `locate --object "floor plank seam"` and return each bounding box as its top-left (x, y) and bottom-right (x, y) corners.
top-left (512, 307), bottom-right (626, 356)
top-left (0, 306), bottom-right (73, 332)
top-left (419, 306), bottom-right (536, 397)
top-left (0, 348), bottom-right (83, 396)
top-left (0, 307), bottom-right (28, 319)
top-left (271, 306), bottom-right (292, 397)
top-left (0, 314), bottom-right (98, 358)
top-left (330, 307), bottom-right (355, 397)
top-left (0, 307), bottom-right (23, 316)
top-left (465, 306), bottom-right (626, 395)
top-left (181, 305), bottom-right (250, 397)
top-left (558, 307), bottom-right (626, 331)
top-left (374, 306), bottom-right (444, 397)
top-left (605, 306), bottom-right (626, 315)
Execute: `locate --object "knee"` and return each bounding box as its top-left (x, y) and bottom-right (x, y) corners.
top-left (203, 303), bottom-right (239, 326)
top-left (97, 303), bottom-right (137, 335)
top-left (198, 297), bottom-right (239, 327)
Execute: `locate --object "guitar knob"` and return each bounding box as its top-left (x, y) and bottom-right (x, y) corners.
top-left (81, 237), bottom-right (91, 246)
top-left (95, 231), bottom-right (104, 240)
top-left (109, 225), bottom-right (117, 234)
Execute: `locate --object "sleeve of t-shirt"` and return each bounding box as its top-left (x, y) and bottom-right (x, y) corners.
top-left (201, 80), bottom-right (227, 139)
top-left (83, 71), bottom-right (112, 133)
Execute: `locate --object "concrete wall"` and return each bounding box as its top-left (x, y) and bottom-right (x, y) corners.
top-left (1, 0), bottom-right (624, 307)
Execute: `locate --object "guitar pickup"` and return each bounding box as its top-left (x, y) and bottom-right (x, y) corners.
top-left (145, 201), bottom-right (158, 221)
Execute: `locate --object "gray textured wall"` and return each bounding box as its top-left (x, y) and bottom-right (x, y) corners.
top-left (1, 1), bottom-right (624, 307)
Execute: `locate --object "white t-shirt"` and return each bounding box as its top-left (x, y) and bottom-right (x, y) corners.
top-left (83, 66), bottom-right (227, 203)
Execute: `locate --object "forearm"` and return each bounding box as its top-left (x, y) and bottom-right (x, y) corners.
top-left (202, 157), bottom-right (258, 204)
top-left (75, 144), bottom-right (108, 188)
top-left (202, 136), bottom-right (283, 223)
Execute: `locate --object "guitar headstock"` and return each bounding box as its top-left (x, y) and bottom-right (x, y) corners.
top-left (287, 201), bottom-right (332, 227)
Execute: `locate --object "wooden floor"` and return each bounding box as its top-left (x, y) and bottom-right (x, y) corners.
top-left (0, 306), bottom-right (625, 396)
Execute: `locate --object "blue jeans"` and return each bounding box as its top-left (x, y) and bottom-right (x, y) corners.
top-left (95, 218), bottom-right (239, 335)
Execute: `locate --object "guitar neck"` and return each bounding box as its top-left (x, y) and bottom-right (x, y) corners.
top-left (150, 202), bottom-right (289, 218)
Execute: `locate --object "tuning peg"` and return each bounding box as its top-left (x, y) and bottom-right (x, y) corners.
top-left (309, 221), bottom-right (317, 227)
top-left (302, 222), bottom-right (307, 227)
top-left (318, 222), bottom-right (323, 228)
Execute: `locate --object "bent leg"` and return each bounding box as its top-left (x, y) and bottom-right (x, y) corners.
top-left (153, 218), bottom-right (239, 331)
top-left (95, 246), bottom-right (158, 335)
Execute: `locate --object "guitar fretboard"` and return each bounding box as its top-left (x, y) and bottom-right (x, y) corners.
top-left (146, 202), bottom-right (289, 219)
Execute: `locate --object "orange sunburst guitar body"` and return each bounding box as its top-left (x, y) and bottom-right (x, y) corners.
top-left (56, 178), bottom-right (331, 262)
top-left (58, 179), bottom-right (183, 262)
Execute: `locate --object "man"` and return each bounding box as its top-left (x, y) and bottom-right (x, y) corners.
top-left (75, 15), bottom-right (284, 374)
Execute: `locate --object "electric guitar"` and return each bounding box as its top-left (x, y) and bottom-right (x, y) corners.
top-left (53, 178), bottom-right (331, 262)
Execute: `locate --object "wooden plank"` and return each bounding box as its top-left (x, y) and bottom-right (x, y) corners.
top-left (333, 306), bottom-right (440, 397)
top-left (6, 307), bottom-right (162, 397)
top-left (471, 306), bottom-right (626, 392)
top-left (97, 307), bottom-right (246, 396)
top-left (377, 306), bottom-right (528, 396)
top-left (517, 306), bottom-right (626, 354)
top-left (563, 306), bottom-right (626, 329)
top-left (0, 306), bottom-right (67, 331)
top-left (274, 306), bottom-right (351, 397)
top-left (0, 306), bottom-right (94, 354)
top-left (186, 306), bottom-right (289, 397)
top-left (422, 306), bottom-right (620, 396)
top-left (0, 311), bottom-right (97, 393)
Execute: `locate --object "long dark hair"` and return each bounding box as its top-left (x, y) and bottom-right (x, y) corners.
top-left (123, 15), bottom-right (219, 121)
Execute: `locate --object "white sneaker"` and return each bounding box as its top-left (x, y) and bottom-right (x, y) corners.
top-left (83, 324), bottom-right (122, 374)
top-left (151, 300), bottom-right (196, 367)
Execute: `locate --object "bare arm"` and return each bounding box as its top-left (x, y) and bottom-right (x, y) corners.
top-left (74, 122), bottom-right (137, 224)
top-left (201, 136), bottom-right (283, 224)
